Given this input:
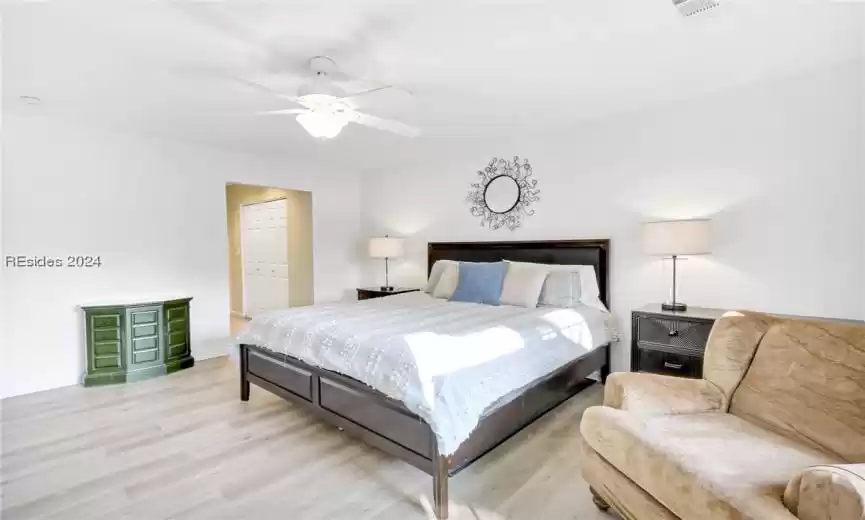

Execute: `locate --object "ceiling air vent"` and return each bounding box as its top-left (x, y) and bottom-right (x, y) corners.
top-left (674, 0), bottom-right (720, 16)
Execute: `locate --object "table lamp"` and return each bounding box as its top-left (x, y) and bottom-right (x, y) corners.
top-left (369, 236), bottom-right (404, 291)
top-left (643, 219), bottom-right (711, 311)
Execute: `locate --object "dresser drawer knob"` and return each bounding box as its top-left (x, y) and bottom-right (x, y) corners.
top-left (664, 361), bottom-right (684, 369)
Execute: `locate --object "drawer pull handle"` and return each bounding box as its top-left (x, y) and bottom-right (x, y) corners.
top-left (668, 330), bottom-right (680, 337)
top-left (664, 362), bottom-right (683, 369)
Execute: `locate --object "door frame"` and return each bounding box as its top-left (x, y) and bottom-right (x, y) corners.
top-left (239, 197), bottom-right (288, 318)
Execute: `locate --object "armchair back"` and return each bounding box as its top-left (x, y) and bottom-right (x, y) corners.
top-left (702, 311), bottom-right (776, 407)
top-left (709, 313), bottom-right (865, 462)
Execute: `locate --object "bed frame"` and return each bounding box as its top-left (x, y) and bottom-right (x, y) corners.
top-left (239, 239), bottom-right (611, 519)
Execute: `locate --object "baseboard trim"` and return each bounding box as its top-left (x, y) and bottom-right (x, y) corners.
top-left (194, 334), bottom-right (236, 362)
top-left (196, 351), bottom-right (229, 361)
top-left (195, 344), bottom-right (230, 361)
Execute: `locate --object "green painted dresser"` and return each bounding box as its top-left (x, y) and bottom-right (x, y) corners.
top-left (81, 297), bottom-right (194, 386)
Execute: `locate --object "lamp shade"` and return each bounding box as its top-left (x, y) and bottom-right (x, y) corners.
top-left (369, 237), bottom-right (404, 259)
top-left (643, 219), bottom-right (711, 256)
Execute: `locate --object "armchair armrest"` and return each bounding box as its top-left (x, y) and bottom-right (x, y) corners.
top-left (784, 464), bottom-right (865, 520)
top-left (603, 372), bottom-right (726, 415)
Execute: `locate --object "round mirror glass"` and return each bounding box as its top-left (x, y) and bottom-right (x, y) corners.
top-left (484, 176), bottom-right (520, 214)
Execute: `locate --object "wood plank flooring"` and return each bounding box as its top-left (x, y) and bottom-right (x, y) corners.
top-left (1, 357), bottom-right (610, 520)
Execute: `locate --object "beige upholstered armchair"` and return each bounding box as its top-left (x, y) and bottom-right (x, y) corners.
top-left (580, 311), bottom-right (865, 520)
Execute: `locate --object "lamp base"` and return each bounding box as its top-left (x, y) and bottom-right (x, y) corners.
top-left (380, 286), bottom-right (395, 292)
top-left (662, 302), bottom-right (688, 312)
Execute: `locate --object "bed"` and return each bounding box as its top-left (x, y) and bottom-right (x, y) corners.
top-left (237, 239), bottom-right (612, 519)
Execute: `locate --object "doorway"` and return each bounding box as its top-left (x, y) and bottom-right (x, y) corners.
top-left (226, 183), bottom-right (313, 335)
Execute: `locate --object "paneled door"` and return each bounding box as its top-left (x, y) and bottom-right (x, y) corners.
top-left (241, 199), bottom-right (290, 317)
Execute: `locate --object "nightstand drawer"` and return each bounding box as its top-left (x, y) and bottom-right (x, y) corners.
top-left (636, 316), bottom-right (712, 355)
top-left (636, 349), bottom-right (702, 378)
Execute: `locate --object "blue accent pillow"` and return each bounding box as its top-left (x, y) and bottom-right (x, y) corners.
top-left (449, 261), bottom-right (508, 305)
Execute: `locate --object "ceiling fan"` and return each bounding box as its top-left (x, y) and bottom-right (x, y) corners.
top-left (173, 4), bottom-right (420, 140)
top-left (255, 56), bottom-right (420, 140)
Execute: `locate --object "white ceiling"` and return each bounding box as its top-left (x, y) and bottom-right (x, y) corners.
top-left (4, 0), bottom-right (864, 158)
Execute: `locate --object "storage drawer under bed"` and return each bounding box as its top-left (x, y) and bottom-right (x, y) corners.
top-left (247, 350), bottom-right (313, 401)
top-left (245, 348), bottom-right (433, 460)
top-left (319, 378), bottom-right (433, 458)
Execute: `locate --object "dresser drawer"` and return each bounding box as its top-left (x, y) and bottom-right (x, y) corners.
top-left (635, 316), bottom-right (712, 355)
top-left (636, 348), bottom-right (702, 378)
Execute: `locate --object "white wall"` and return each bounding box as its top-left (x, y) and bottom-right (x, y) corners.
top-left (3, 62), bottom-right (861, 398)
top-left (859, 68), bottom-right (865, 321)
top-left (363, 61), bottom-right (865, 371)
top-left (1, 114), bottom-right (363, 398)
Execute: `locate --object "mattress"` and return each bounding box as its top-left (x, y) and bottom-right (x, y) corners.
top-left (236, 291), bottom-right (615, 455)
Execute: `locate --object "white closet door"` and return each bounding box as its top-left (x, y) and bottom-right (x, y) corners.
top-left (241, 199), bottom-right (289, 317)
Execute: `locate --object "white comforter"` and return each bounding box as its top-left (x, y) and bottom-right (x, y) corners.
top-left (236, 292), bottom-right (614, 455)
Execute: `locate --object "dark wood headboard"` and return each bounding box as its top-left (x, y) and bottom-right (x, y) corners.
top-left (427, 239), bottom-right (611, 308)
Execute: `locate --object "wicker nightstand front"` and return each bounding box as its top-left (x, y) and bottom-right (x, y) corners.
top-left (631, 304), bottom-right (727, 378)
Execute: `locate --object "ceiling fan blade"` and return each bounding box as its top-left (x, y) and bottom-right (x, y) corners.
top-left (176, 64), bottom-right (303, 103)
top-left (172, 3), bottom-right (311, 74)
top-left (231, 77), bottom-right (301, 103)
top-left (336, 85), bottom-right (395, 102)
top-left (257, 109), bottom-right (308, 115)
top-left (322, 14), bottom-right (395, 63)
top-left (172, 4), bottom-right (265, 54)
top-left (353, 112), bottom-right (420, 138)
top-left (175, 4), bottom-right (410, 100)
top-left (333, 85), bottom-right (415, 112)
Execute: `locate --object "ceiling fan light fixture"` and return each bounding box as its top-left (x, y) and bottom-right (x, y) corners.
top-left (296, 111), bottom-right (348, 139)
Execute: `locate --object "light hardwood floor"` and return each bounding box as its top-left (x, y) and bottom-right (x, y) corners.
top-left (1, 358), bottom-right (611, 520)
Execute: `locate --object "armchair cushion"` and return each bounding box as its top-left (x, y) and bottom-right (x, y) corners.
top-left (784, 464), bottom-right (865, 520)
top-left (581, 406), bottom-right (840, 520)
top-left (603, 372), bottom-right (726, 415)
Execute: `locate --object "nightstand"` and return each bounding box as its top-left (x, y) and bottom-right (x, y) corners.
top-left (631, 304), bottom-right (728, 378)
top-left (357, 287), bottom-right (420, 301)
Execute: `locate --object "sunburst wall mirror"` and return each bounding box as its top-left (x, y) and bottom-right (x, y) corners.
top-left (466, 156), bottom-right (540, 231)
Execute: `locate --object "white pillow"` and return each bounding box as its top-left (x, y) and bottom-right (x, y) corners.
top-left (426, 260), bottom-right (456, 293)
top-left (538, 270), bottom-right (581, 308)
top-left (506, 260), bottom-right (608, 312)
top-left (500, 262), bottom-right (548, 308)
top-left (573, 265), bottom-right (608, 312)
top-left (432, 262), bottom-right (459, 299)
